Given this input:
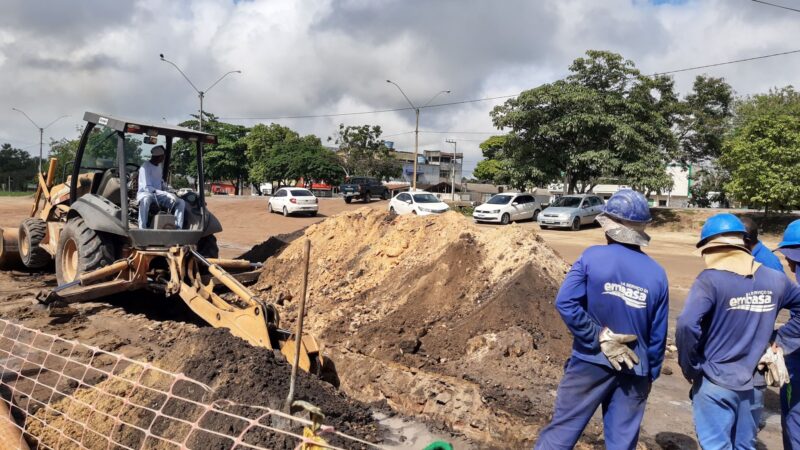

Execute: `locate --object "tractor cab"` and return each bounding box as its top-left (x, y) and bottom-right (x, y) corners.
top-left (68, 112), bottom-right (222, 249)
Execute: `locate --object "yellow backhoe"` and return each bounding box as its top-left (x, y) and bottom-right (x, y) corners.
top-left (0, 112), bottom-right (322, 372)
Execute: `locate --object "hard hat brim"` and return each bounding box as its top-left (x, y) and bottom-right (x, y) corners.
top-left (776, 246), bottom-right (800, 263)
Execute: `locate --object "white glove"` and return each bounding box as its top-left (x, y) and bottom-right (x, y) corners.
top-left (599, 327), bottom-right (640, 371)
top-left (758, 344), bottom-right (790, 388)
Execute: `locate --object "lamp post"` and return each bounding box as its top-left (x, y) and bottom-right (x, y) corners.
top-left (386, 80), bottom-right (450, 190)
top-left (11, 108), bottom-right (68, 173)
top-left (159, 54), bottom-right (241, 131)
top-left (445, 138), bottom-right (457, 200)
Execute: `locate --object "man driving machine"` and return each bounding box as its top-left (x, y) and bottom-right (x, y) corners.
top-left (137, 145), bottom-right (185, 229)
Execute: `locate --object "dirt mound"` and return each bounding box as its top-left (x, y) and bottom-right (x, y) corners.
top-left (27, 328), bottom-right (378, 449)
top-left (255, 208), bottom-right (572, 447)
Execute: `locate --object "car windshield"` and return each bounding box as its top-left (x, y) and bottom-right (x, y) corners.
top-left (291, 189), bottom-right (313, 196)
top-left (487, 195), bottom-right (512, 205)
top-left (413, 193), bottom-right (439, 203)
top-left (552, 196), bottom-right (582, 208)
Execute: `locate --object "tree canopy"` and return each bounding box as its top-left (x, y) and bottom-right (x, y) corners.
top-left (487, 50), bottom-right (733, 195)
top-left (0, 144), bottom-right (38, 190)
top-left (329, 124), bottom-right (400, 180)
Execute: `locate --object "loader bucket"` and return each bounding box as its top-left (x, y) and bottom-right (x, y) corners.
top-left (0, 228), bottom-right (21, 269)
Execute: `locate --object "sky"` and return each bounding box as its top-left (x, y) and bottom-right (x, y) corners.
top-left (0, 0), bottom-right (798, 177)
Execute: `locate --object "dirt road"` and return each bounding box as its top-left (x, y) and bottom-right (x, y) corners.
top-left (0, 195), bottom-right (788, 448)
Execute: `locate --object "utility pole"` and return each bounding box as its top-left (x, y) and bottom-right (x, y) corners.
top-left (386, 80), bottom-right (450, 190)
top-left (11, 108), bottom-right (68, 173)
top-left (445, 139), bottom-right (457, 201)
top-left (159, 54), bottom-right (241, 131)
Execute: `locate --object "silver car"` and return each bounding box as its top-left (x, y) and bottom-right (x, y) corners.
top-left (537, 194), bottom-right (604, 231)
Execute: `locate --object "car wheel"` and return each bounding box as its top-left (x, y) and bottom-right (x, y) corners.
top-left (500, 213), bottom-right (510, 225)
top-left (412, 210), bottom-right (417, 215)
top-left (540, 225), bottom-right (549, 230)
top-left (344, 197), bottom-right (352, 204)
top-left (268, 203), bottom-right (273, 213)
top-left (381, 191), bottom-right (389, 200)
top-left (532, 209), bottom-right (540, 221)
top-left (389, 206), bottom-right (396, 215)
top-left (283, 207), bottom-right (289, 217)
top-left (571, 217), bottom-right (581, 231)
top-left (309, 212), bottom-right (317, 217)
top-left (364, 195), bottom-right (371, 203)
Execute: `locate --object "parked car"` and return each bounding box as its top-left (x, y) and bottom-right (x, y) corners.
top-left (268, 188), bottom-right (319, 217)
top-left (472, 192), bottom-right (548, 225)
top-left (537, 194), bottom-right (604, 231)
top-left (259, 182), bottom-right (273, 196)
top-left (388, 191), bottom-right (449, 216)
top-left (339, 177), bottom-right (389, 203)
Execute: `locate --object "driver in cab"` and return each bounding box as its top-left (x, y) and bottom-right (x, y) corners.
top-left (136, 145), bottom-right (185, 229)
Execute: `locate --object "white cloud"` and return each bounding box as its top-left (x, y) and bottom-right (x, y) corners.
top-left (1, 0), bottom-right (798, 176)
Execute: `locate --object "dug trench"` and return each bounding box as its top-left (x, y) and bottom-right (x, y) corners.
top-left (0, 208), bottom-right (616, 449)
top-left (253, 208), bottom-right (608, 448)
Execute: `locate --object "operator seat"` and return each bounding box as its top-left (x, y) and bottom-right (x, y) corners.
top-left (95, 169), bottom-right (122, 205)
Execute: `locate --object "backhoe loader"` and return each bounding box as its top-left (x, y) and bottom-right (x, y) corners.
top-left (0, 112), bottom-right (322, 372)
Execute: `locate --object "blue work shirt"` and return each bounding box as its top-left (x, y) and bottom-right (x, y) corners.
top-left (753, 241), bottom-right (784, 273)
top-left (555, 243), bottom-right (670, 381)
top-left (676, 266), bottom-right (800, 391)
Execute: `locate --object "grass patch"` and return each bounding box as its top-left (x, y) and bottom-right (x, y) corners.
top-left (0, 191), bottom-right (33, 197)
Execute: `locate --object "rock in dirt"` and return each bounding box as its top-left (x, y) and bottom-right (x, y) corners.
top-left (256, 208), bottom-right (574, 447)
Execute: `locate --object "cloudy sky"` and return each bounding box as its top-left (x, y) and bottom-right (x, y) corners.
top-left (1, 0), bottom-right (798, 176)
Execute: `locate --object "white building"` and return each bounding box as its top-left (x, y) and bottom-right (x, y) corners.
top-left (393, 149), bottom-right (463, 186)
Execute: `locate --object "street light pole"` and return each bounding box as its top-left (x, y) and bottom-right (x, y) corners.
top-left (11, 108), bottom-right (68, 173)
top-left (386, 80), bottom-right (450, 191)
top-left (445, 139), bottom-right (457, 200)
top-left (159, 54), bottom-right (241, 132)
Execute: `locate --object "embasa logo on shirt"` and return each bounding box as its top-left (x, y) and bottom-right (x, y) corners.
top-left (602, 282), bottom-right (648, 309)
top-left (727, 290), bottom-right (774, 312)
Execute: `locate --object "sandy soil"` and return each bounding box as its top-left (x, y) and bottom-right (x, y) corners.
top-left (0, 195), bottom-right (790, 448)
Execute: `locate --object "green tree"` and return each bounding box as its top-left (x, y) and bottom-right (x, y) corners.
top-left (688, 166), bottom-right (730, 208)
top-left (49, 138), bottom-right (80, 184)
top-left (0, 143), bottom-right (38, 190)
top-left (472, 159), bottom-right (504, 183)
top-left (174, 112), bottom-right (250, 194)
top-left (330, 124), bottom-right (400, 180)
top-left (675, 76), bottom-right (734, 165)
top-left (490, 50), bottom-right (679, 195)
top-left (721, 114), bottom-right (800, 213)
top-left (245, 123), bottom-right (343, 189)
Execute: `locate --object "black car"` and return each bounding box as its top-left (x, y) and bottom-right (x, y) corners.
top-left (339, 177), bottom-right (389, 203)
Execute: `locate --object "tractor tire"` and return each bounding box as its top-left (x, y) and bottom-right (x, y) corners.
top-left (197, 235), bottom-right (219, 259)
top-left (56, 217), bottom-right (115, 285)
top-left (19, 218), bottom-right (50, 269)
top-left (344, 197), bottom-right (352, 204)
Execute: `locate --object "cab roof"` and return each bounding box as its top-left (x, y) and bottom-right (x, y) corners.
top-left (83, 112), bottom-right (217, 144)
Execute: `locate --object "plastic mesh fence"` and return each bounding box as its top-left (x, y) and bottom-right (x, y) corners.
top-left (0, 318), bottom-right (382, 450)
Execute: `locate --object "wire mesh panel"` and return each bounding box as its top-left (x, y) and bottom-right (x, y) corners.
top-left (0, 319), bottom-right (382, 450)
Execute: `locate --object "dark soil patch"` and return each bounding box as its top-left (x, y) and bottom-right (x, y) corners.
top-left (238, 230), bottom-right (305, 263)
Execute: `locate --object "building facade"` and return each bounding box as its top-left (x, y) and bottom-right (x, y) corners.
top-left (393, 149), bottom-right (463, 186)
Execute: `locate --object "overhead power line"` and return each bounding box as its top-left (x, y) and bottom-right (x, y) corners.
top-left (751, 0), bottom-right (800, 13)
top-left (650, 48), bottom-right (800, 76)
top-left (215, 47), bottom-right (800, 122)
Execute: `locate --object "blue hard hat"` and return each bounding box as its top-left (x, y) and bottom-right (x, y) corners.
top-left (602, 189), bottom-right (651, 223)
top-left (776, 219), bottom-right (800, 263)
top-left (697, 213), bottom-right (746, 248)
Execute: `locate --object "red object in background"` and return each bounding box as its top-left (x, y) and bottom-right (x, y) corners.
top-left (295, 178), bottom-right (333, 191)
top-left (210, 182), bottom-right (236, 195)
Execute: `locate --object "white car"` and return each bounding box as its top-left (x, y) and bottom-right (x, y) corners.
top-left (473, 192), bottom-right (545, 225)
top-left (268, 188), bottom-right (319, 217)
top-left (388, 191), bottom-right (449, 216)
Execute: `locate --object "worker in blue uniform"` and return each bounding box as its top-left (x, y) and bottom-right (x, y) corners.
top-left (776, 219), bottom-right (800, 450)
top-left (739, 215), bottom-right (785, 431)
top-left (676, 213), bottom-right (800, 449)
top-left (534, 190), bottom-right (669, 450)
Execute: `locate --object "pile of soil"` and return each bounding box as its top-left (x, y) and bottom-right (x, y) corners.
top-left (255, 208), bottom-right (573, 447)
top-left (26, 328), bottom-right (379, 449)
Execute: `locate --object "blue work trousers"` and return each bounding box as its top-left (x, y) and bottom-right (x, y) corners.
top-left (534, 358), bottom-right (651, 450)
top-left (752, 385), bottom-right (766, 430)
top-left (691, 377), bottom-right (756, 450)
top-left (782, 356), bottom-right (800, 450)
top-left (137, 190), bottom-right (185, 229)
